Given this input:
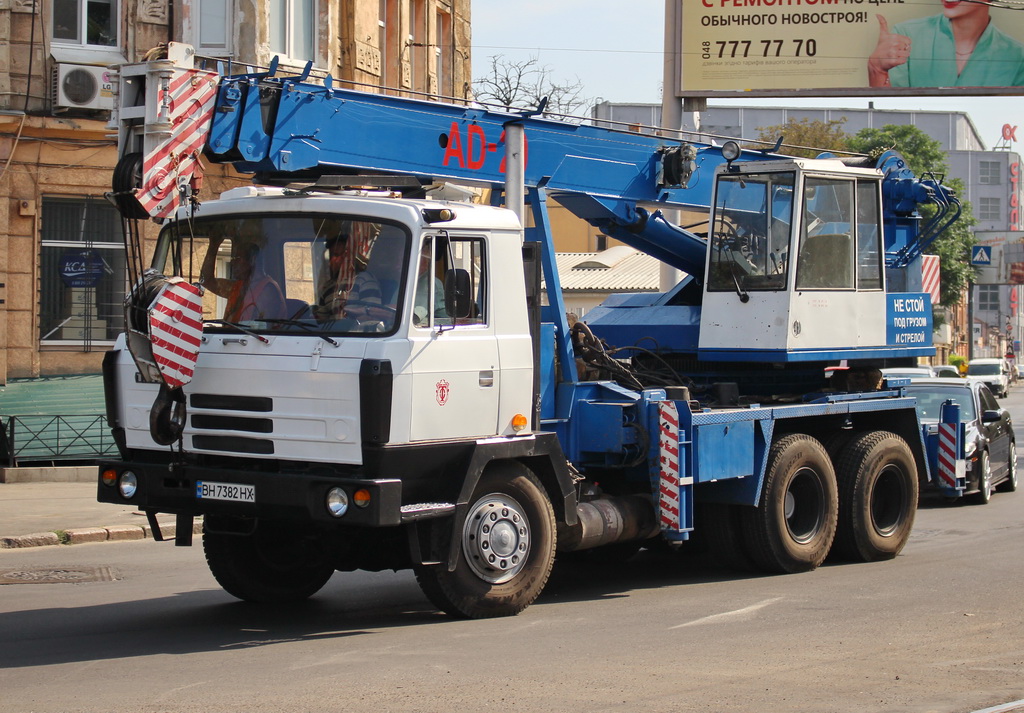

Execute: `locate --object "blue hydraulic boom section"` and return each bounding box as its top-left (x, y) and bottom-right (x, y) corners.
top-left (203, 63), bottom-right (783, 276)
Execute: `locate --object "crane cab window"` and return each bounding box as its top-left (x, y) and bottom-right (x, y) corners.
top-left (796, 176), bottom-right (883, 291)
top-left (707, 171), bottom-right (795, 293)
top-left (796, 177), bottom-right (855, 290)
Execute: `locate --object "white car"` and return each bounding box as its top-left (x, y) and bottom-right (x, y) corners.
top-left (881, 366), bottom-right (935, 381)
top-left (966, 358), bottom-right (1010, 398)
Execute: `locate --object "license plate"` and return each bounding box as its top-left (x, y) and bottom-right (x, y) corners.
top-left (196, 481), bottom-right (255, 503)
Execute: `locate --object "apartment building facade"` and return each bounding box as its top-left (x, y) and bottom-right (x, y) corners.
top-left (0, 0), bottom-right (471, 384)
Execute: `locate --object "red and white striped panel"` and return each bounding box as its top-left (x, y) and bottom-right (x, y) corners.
top-left (921, 254), bottom-right (941, 305)
top-left (658, 402), bottom-right (682, 532)
top-left (139, 67), bottom-right (220, 219)
top-left (936, 422), bottom-right (959, 489)
top-left (148, 279), bottom-right (204, 389)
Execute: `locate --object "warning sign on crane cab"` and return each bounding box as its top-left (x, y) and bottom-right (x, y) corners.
top-left (679, 2), bottom-right (1024, 97)
top-left (886, 293), bottom-right (932, 347)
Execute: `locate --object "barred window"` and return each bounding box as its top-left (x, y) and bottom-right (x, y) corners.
top-left (979, 161), bottom-right (1001, 186)
top-left (978, 284), bottom-right (1000, 312)
top-left (39, 196), bottom-right (125, 347)
top-left (979, 197), bottom-right (1001, 221)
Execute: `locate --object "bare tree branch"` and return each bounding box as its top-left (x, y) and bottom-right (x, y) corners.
top-left (473, 55), bottom-right (592, 121)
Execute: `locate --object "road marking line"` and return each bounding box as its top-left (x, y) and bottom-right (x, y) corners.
top-left (669, 597), bottom-right (783, 629)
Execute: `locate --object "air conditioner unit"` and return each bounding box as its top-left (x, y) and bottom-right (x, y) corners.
top-left (52, 63), bottom-right (114, 111)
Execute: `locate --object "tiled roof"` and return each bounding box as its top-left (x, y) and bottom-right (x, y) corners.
top-left (554, 249), bottom-right (665, 292)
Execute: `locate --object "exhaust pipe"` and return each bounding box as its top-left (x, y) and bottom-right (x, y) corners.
top-left (558, 494), bottom-right (661, 552)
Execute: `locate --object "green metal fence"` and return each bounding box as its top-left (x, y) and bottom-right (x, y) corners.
top-left (1, 415), bottom-right (117, 466)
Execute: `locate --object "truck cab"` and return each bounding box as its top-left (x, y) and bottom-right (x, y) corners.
top-left (113, 186), bottom-right (534, 460)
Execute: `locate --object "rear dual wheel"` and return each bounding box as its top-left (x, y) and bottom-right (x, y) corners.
top-left (740, 434), bottom-right (838, 573)
top-left (832, 431), bottom-right (918, 561)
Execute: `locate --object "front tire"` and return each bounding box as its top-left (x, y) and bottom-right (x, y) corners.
top-left (740, 434), bottom-right (838, 573)
top-left (998, 443), bottom-right (1018, 493)
top-left (831, 431), bottom-right (918, 562)
top-left (203, 518), bottom-right (335, 603)
top-left (415, 463), bottom-right (556, 618)
top-left (970, 451), bottom-right (993, 505)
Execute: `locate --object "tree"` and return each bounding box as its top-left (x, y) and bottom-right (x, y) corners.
top-left (473, 55), bottom-right (591, 119)
top-left (848, 124), bottom-right (977, 308)
top-left (754, 117), bottom-right (850, 158)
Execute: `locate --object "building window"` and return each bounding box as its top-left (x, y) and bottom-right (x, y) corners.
top-left (411, 0), bottom-right (426, 92)
top-left (435, 7), bottom-right (452, 97)
top-left (979, 197), bottom-right (1002, 221)
top-left (269, 0), bottom-right (314, 62)
top-left (40, 196), bottom-right (126, 346)
top-left (978, 284), bottom-right (1000, 312)
top-left (52, 0), bottom-right (117, 47)
top-left (197, 0), bottom-right (232, 55)
top-left (979, 161), bottom-right (1001, 185)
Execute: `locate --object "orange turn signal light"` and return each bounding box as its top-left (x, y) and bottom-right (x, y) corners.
top-left (511, 413), bottom-right (528, 432)
top-left (101, 468), bottom-right (118, 487)
top-left (353, 488), bottom-right (372, 508)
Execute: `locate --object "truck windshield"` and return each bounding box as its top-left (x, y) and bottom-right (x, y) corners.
top-left (967, 363), bottom-right (1001, 376)
top-left (154, 214), bottom-right (410, 336)
top-left (707, 171), bottom-right (795, 293)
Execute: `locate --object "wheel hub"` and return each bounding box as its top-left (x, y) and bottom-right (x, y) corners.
top-left (784, 467), bottom-right (824, 544)
top-left (462, 494), bottom-right (531, 584)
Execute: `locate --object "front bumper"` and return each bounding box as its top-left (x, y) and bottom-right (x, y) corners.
top-left (97, 460), bottom-right (403, 527)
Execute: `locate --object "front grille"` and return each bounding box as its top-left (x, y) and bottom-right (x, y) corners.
top-left (191, 414), bottom-right (273, 433)
top-left (190, 394), bottom-right (273, 412)
top-left (192, 435), bottom-right (275, 454)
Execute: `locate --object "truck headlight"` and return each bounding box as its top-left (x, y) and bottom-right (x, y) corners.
top-left (326, 487), bottom-right (349, 517)
top-left (118, 471), bottom-right (138, 499)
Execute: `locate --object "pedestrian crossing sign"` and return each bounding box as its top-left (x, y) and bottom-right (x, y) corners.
top-left (971, 246), bottom-right (992, 266)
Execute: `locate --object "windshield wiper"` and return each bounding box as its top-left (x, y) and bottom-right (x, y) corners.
top-left (203, 320), bottom-right (270, 344)
top-left (729, 261), bottom-right (750, 303)
top-left (261, 318), bottom-right (339, 346)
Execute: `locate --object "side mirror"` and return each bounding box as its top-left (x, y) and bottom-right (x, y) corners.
top-left (981, 410), bottom-right (1003, 423)
top-left (444, 268), bottom-right (472, 319)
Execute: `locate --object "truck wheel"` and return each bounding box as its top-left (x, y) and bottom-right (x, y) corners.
top-left (740, 434), bottom-right (837, 573)
top-left (203, 519), bottom-right (335, 603)
top-left (698, 502), bottom-right (754, 571)
top-left (415, 463), bottom-right (556, 619)
top-left (970, 451), bottom-right (993, 505)
top-left (832, 431), bottom-right (918, 562)
top-left (998, 443), bottom-right (1017, 492)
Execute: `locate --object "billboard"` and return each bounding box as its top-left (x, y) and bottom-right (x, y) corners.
top-left (679, 1), bottom-right (1024, 97)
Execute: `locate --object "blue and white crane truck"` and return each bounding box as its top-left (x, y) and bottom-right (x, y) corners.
top-left (97, 46), bottom-right (963, 618)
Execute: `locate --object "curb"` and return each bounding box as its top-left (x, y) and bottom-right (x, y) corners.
top-left (0, 521), bottom-right (204, 549)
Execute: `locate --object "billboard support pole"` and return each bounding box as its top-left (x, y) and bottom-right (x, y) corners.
top-left (661, 0), bottom-right (684, 292)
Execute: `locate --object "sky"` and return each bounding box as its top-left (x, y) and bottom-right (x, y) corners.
top-left (470, 1), bottom-right (1024, 151)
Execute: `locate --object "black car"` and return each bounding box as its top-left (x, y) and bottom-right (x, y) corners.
top-left (905, 378), bottom-right (1018, 504)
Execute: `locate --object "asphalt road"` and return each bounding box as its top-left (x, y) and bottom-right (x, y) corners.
top-left (1, 392), bottom-right (1023, 713)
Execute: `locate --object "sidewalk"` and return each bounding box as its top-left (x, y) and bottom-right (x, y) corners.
top-left (0, 480), bottom-right (196, 549)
